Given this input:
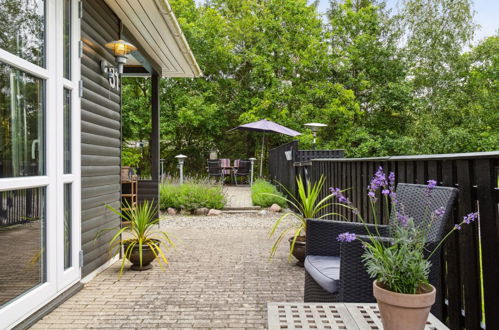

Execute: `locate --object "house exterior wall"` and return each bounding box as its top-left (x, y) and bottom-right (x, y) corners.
top-left (80, 0), bottom-right (121, 277)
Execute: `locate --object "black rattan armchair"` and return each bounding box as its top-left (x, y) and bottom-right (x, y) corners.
top-left (304, 183), bottom-right (457, 318)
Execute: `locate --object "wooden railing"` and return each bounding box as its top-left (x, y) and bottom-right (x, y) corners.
top-left (0, 188), bottom-right (42, 227)
top-left (302, 152), bottom-right (498, 330)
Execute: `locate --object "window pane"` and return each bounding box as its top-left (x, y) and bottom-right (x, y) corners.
top-left (0, 187), bottom-right (46, 307)
top-left (64, 183), bottom-right (71, 269)
top-left (0, 0), bottom-right (45, 67)
top-left (63, 88), bottom-right (71, 174)
top-left (63, 0), bottom-right (71, 79)
top-left (0, 62), bottom-right (45, 178)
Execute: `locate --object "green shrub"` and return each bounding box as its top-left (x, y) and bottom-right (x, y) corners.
top-left (160, 183), bottom-right (226, 211)
top-left (251, 179), bottom-right (287, 208)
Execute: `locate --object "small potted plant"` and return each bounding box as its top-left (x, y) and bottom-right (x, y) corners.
top-left (266, 175), bottom-right (338, 265)
top-left (334, 169), bottom-right (478, 330)
top-left (100, 200), bottom-right (175, 278)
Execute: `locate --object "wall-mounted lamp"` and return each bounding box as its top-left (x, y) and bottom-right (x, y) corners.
top-left (100, 39), bottom-right (137, 78)
top-left (304, 123), bottom-right (327, 148)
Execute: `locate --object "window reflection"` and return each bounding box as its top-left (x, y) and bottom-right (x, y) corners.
top-left (0, 0), bottom-right (45, 67)
top-left (0, 187), bottom-right (46, 307)
top-left (63, 0), bottom-right (71, 79)
top-left (63, 88), bottom-right (71, 174)
top-left (64, 184), bottom-right (71, 269)
top-left (0, 62), bottom-right (44, 178)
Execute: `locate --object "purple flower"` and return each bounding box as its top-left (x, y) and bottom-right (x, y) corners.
top-left (369, 167), bottom-right (387, 192)
top-left (388, 172), bottom-right (395, 186)
top-left (337, 232), bottom-right (357, 242)
top-left (427, 180), bottom-right (437, 189)
top-left (397, 212), bottom-right (409, 226)
top-left (434, 207), bottom-right (445, 217)
top-left (389, 192), bottom-right (397, 203)
top-left (382, 189), bottom-right (390, 196)
top-left (368, 191), bottom-right (376, 201)
top-left (454, 224), bottom-right (462, 231)
top-left (330, 187), bottom-right (351, 205)
top-left (463, 212), bottom-right (479, 224)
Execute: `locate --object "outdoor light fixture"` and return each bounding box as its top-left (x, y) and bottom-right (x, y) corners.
top-left (304, 122), bottom-right (328, 148)
top-left (101, 39), bottom-right (137, 78)
top-left (175, 154), bottom-right (188, 185)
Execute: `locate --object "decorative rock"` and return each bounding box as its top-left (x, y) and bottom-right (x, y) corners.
top-left (269, 204), bottom-right (282, 212)
top-left (194, 207), bottom-right (209, 216)
top-left (258, 210), bottom-right (269, 216)
top-left (207, 209), bottom-right (222, 216)
top-left (180, 209), bottom-right (191, 215)
top-left (167, 208), bottom-right (177, 215)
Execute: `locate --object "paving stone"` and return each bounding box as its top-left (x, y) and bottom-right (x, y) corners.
top-left (31, 213), bottom-right (303, 329)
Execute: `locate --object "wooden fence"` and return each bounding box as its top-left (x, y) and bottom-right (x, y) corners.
top-left (0, 188), bottom-right (42, 227)
top-left (268, 141), bottom-right (344, 196)
top-left (299, 152), bottom-right (498, 330)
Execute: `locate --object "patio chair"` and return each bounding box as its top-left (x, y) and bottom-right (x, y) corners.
top-left (232, 160), bottom-right (250, 185)
top-left (207, 160), bottom-right (225, 181)
top-left (304, 183), bottom-right (457, 318)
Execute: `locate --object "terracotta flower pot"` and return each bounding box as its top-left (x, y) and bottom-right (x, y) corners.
top-left (289, 236), bottom-right (306, 267)
top-left (373, 281), bottom-right (436, 330)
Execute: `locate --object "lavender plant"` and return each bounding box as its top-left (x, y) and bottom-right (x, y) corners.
top-left (333, 167), bottom-right (478, 294)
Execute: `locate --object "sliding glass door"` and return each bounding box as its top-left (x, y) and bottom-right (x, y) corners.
top-left (0, 0), bottom-right (80, 327)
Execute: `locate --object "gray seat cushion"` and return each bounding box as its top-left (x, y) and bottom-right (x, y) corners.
top-left (304, 255), bottom-right (340, 293)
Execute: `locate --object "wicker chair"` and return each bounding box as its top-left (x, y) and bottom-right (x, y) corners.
top-left (304, 183), bottom-right (457, 319)
top-left (232, 160), bottom-right (250, 185)
top-left (207, 160), bottom-right (225, 181)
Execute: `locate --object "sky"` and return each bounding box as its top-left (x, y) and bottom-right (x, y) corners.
top-left (315, 0), bottom-right (499, 43)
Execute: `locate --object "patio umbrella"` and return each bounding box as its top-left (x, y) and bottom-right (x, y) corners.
top-left (228, 119), bottom-right (301, 177)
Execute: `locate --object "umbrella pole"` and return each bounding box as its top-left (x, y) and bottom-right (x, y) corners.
top-left (259, 135), bottom-right (264, 177)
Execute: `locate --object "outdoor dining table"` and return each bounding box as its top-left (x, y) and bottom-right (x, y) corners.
top-left (267, 302), bottom-right (448, 330)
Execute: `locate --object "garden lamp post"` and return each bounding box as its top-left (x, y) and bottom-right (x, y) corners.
top-left (249, 157), bottom-right (256, 186)
top-left (175, 154), bottom-right (187, 184)
top-left (304, 123), bottom-right (327, 149)
top-left (160, 158), bottom-right (165, 180)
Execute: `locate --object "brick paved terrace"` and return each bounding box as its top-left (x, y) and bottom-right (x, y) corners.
top-left (32, 213), bottom-right (303, 329)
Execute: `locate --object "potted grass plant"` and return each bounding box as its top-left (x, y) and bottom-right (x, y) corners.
top-left (333, 168), bottom-right (478, 330)
top-left (266, 175), bottom-right (338, 266)
top-left (100, 200), bottom-right (174, 278)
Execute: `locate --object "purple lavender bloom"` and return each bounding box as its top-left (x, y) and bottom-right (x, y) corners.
top-left (427, 180), bottom-right (437, 189)
top-left (454, 224), bottom-right (462, 230)
top-left (337, 232), bottom-right (357, 242)
top-left (368, 191), bottom-right (376, 201)
top-left (388, 172), bottom-right (395, 186)
top-left (330, 187), bottom-right (351, 205)
top-left (463, 212), bottom-right (479, 224)
top-left (397, 212), bottom-right (409, 226)
top-left (369, 167), bottom-right (387, 192)
top-left (389, 192), bottom-right (397, 203)
top-left (434, 207), bottom-right (445, 217)
top-left (382, 189), bottom-right (390, 196)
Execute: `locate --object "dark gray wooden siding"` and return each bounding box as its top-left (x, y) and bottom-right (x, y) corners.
top-left (80, 0), bottom-right (121, 277)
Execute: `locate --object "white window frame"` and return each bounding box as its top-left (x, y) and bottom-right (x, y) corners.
top-left (0, 0), bottom-right (81, 327)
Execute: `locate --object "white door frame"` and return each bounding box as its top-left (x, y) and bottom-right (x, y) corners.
top-left (0, 0), bottom-right (81, 328)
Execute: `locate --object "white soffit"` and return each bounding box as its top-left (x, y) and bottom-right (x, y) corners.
top-left (104, 0), bottom-right (202, 78)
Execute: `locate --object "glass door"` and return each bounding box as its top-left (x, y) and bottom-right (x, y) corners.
top-left (0, 0), bottom-right (81, 327)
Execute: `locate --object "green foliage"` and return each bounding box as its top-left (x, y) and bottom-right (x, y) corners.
top-left (100, 201), bottom-right (174, 278)
top-left (121, 146), bottom-right (142, 167)
top-left (159, 182), bottom-right (226, 211)
top-left (267, 176), bottom-right (339, 260)
top-left (122, 0), bottom-right (498, 175)
top-left (251, 180), bottom-right (287, 208)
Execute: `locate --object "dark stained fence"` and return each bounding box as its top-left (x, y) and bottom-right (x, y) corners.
top-left (308, 152), bottom-right (499, 330)
top-left (0, 189), bottom-right (41, 226)
top-left (269, 141), bottom-right (299, 196)
top-left (296, 149), bottom-right (344, 162)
